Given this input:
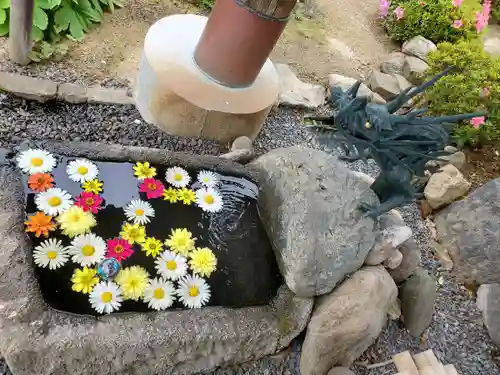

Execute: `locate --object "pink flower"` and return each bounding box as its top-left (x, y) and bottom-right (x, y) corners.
top-left (420, 1), bottom-right (425, 5)
top-left (475, 0), bottom-right (491, 33)
top-left (470, 116), bottom-right (486, 129)
top-left (394, 6), bottom-right (404, 20)
top-left (452, 19), bottom-right (463, 28)
top-left (106, 237), bottom-right (133, 261)
top-left (452, 0), bottom-right (463, 7)
top-left (74, 192), bottom-right (103, 214)
top-left (481, 87), bottom-right (490, 98)
top-left (139, 177), bottom-right (165, 199)
top-left (379, 0), bottom-right (390, 17)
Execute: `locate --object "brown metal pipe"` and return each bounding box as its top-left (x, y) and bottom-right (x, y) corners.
top-left (194, 0), bottom-right (296, 88)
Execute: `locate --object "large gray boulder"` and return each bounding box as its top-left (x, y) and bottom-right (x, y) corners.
top-left (300, 266), bottom-right (398, 375)
top-left (250, 146), bottom-right (379, 297)
top-left (381, 52), bottom-right (406, 75)
top-left (434, 178), bottom-right (500, 284)
top-left (424, 164), bottom-right (470, 209)
top-left (0, 141), bottom-right (314, 375)
top-left (402, 36), bottom-right (437, 62)
top-left (477, 283), bottom-right (500, 346)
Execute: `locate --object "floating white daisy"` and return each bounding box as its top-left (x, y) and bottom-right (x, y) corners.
top-left (165, 166), bottom-right (191, 188)
top-left (35, 187), bottom-right (73, 216)
top-left (197, 170), bottom-right (219, 188)
top-left (123, 200), bottom-right (155, 225)
top-left (143, 277), bottom-right (176, 311)
top-left (17, 149), bottom-right (56, 174)
top-left (66, 159), bottom-right (98, 183)
top-left (68, 233), bottom-right (106, 266)
top-left (155, 250), bottom-right (188, 280)
top-left (89, 281), bottom-right (123, 314)
top-left (176, 274), bottom-right (211, 309)
top-left (33, 238), bottom-right (69, 270)
top-left (195, 187), bottom-right (223, 213)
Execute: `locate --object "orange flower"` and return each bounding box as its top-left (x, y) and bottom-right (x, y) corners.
top-left (28, 173), bottom-right (54, 192)
top-left (25, 212), bottom-right (56, 238)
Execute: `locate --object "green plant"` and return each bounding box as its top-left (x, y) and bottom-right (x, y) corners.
top-left (0, 0), bottom-right (123, 59)
top-left (198, 0), bottom-right (214, 10)
top-left (423, 39), bottom-right (500, 146)
top-left (382, 0), bottom-right (481, 44)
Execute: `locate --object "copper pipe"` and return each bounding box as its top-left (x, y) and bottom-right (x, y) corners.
top-left (194, 0), bottom-right (297, 88)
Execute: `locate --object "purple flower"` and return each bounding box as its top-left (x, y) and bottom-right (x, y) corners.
top-left (394, 6), bottom-right (404, 20)
top-left (379, 0), bottom-right (391, 18)
top-left (452, 19), bottom-right (463, 28)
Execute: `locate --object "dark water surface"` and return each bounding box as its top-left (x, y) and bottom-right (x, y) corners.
top-left (21, 153), bottom-right (281, 316)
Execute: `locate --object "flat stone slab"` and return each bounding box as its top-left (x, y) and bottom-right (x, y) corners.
top-left (0, 140), bottom-right (313, 375)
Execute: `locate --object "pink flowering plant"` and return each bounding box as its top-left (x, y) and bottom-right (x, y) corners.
top-left (382, 0), bottom-right (482, 43)
top-left (423, 40), bottom-right (500, 146)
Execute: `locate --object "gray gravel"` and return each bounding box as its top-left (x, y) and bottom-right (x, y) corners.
top-left (0, 94), bottom-right (497, 375)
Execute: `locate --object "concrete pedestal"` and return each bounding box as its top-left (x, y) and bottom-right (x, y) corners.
top-left (134, 15), bottom-right (279, 143)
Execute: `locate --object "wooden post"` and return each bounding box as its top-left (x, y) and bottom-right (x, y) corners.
top-left (9, 0), bottom-right (34, 65)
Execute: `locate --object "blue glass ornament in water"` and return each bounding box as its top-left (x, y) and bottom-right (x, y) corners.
top-left (97, 258), bottom-right (121, 280)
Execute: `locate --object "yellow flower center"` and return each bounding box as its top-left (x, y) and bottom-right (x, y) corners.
top-left (82, 245), bottom-right (95, 256)
top-left (114, 245), bottom-right (124, 254)
top-left (71, 214), bottom-right (81, 222)
top-left (204, 195), bottom-right (214, 205)
top-left (174, 173), bottom-right (183, 181)
top-left (203, 177), bottom-right (210, 182)
top-left (77, 166), bottom-right (88, 175)
top-left (85, 198), bottom-right (95, 206)
top-left (129, 279), bottom-right (138, 288)
top-left (147, 183), bottom-right (157, 190)
top-left (166, 260), bottom-right (177, 270)
top-left (153, 288), bottom-right (165, 299)
top-left (149, 243), bottom-right (156, 250)
top-left (135, 209), bottom-right (144, 216)
top-left (129, 229), bottom-right (138, 237)
top-left (48, 196), bottom-right (62, 207)
top-left (188, 286), bottom-right (199, 297)
top-left (101, 292), bottom-right (113, 303)
top-left (31, 157), bottom-right (43, 167)
top-left (47, 251), bottom-right (57, 259)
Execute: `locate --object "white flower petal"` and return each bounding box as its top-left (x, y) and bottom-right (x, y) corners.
top-left (66, 159), bottom-right (99, 183)
top-left (197, 170), bottom-right (219, 188)
top-left (165, 167), bottom-right (191, 188)
top-left (176, 274), bottom-right (211, 308)
top-left (17, 149), bottom-right (56, 174)
top-left (124, 199), bottom-right (155, 225)
top-left (143, 277), bottom-right (176, 310)
top-left (68, 233), bottom-right (106, 266)
top-left (89, 281), bottom-right (123, 314)
top-left (35, 187), bottom-right (73, 216)
top-left (155, 250), bottom-right (187, 280)
top-left (195, 187), bottom-right (223, 213)
top-left (33, 238), bottom-right (69, 270)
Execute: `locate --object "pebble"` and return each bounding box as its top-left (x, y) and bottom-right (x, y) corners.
top-left (0, 95), bottom-right (496, 375)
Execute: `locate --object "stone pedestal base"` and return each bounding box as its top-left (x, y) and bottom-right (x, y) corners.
top-left (134, 15), bottom-right (279, 144)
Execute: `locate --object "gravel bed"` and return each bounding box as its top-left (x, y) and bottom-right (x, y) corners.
top-left (0, 94), bottom-right (497, 375)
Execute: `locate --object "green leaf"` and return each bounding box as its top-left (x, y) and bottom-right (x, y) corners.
top-left (28, 50), bottom-right (42, 62)
top-left (0, 0), bottom-right (9, 9)
top-left (31, 25), bottom-right (44, 41)
top-left (53, 3), bottom-right (72, 31)
top-left (0, 20), bottom-right (8, 36)
top-left (36, 0), bottom-right (61, 9)
top-left (33, 6), bottom-right (48, 30)
top-left (68, 11), bottom-right (85, 40)
top-left (40, 41), bottom-right (54, 58)
top-left (0, 8), bottom-right (6, 23)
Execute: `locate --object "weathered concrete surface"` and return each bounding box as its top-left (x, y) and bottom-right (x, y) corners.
top-left (0, 141), bottom-right (313, 375)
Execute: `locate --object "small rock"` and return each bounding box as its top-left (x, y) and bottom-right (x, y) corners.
top-left (434, 178), bottom-right (500, 284)
top-left (427, 151), bottom-right (466, 171)
top-left (424, 164), bottom-right (470, 209)
top-left (384, 249), bottom-right (403, 269)
top-left (133, 119), bottom-right (142, 125)
top-left (87, 86), bottom-right (134, 105)
top-left (381, 52), bottom-right (406, 75)
top-left (351, 170), bottom-right (375, 185)
top-left (477, 284), bottom-right (500, 346)
top-left (417, 198), bottom-right (433, 218)
top-left (399, 268), bottom-right (437, 337)
top-left (402, 56), bottom-right (429, 84)
top-left (372, 93), bottom-right (387, 104)
top-left (328, 38), bottom-right (356, 60)
top-left (300, 266), bottom-right (397, 374)
top-left (0, 72), bottom-right (57, 103)
top-left (368, 70), bottom-right (400, 100)
top-left (57, 83), bottom-right (87, 104)
top-left (389, 238), bottom-right (421, 283)
top-left (219, 149), bottom-right (255, 164)
top-left (327, 368), bottom-right (355, 375)
top-left (484, 37), bottom-right (500, 56)
top-left (275, 64), bottom-right (325, 109)
top-left (444, 145), bottom-right (458, 153)
top-left (231, 136), bottom-right (252, 151)
top-left (431, 241), bottom-right (454, 270)
top-left (402, 36), bottom-right (437, 62)
top-left (328, 74), bottom-right (374, 100)
top-left (393, 74), bottom-right (413, 92)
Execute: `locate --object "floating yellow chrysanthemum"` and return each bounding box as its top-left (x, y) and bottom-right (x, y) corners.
top-left (141, 237), bottom-right (163, 257)
top-left (71, 266), bottom-right (99, 294)
top-left (115, 266), bottom-right (149, 301)
top-left (82, 179), bottom-right (103, 194)
top-left (164, 228), bottom-right (196, 256)
top-left (120, 222), bottom-right (146, 245)
top-left (57, 206), bottom-right (96, 238)
top-left (189, 247), bottom-right (217, 277)
top-left (133, 162), bottom-right (156, 180)
top-left (163, 187), bottom-right (179, 203)
top-left (177, 188), bottom-right (196, 205)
